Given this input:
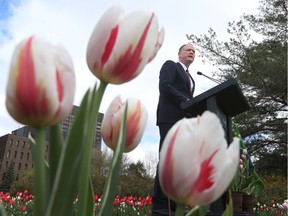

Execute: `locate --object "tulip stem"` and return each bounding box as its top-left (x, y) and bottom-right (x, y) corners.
top-left (32, 127), bottom-right (48, 216)
top-left (176, 203), bottom-right (185, 216)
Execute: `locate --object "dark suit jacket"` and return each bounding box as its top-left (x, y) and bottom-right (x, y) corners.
top-left (156, 60), bottom-right (195, 125)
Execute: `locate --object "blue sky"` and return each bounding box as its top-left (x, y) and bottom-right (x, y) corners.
top-left (0, 0), bottom-right (260, 163)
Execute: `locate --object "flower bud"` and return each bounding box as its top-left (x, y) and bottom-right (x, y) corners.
top-left (6, 36), bottom-right (75, 126)
top-left (86, 6), bottom-right (164, 84)
top-left (101, 95), bottom-right (148, 152)
top-left (158, 111), bottom-right (240, 206)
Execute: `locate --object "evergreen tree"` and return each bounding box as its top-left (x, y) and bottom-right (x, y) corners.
top-left (0, 161), bottom-right (15, 192)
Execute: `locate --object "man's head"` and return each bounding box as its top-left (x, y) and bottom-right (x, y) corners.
top-left (178, 43), bottom-right (195, 68)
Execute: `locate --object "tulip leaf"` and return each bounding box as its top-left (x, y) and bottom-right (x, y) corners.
top-left (46, 88), bottom-right (93, 216)
top-left (222, 190), bottom-right (233, 216)
top-left (98, 102), bottom-right (128, 216)
top-left (0, 202), bottom-right (7, 216)
top-left (76, 81), bottom-right (107, 215)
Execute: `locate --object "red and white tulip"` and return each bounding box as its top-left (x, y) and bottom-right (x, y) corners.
top-left (86, 6), bottom-right (164, 84)
top-left (159, 111), bottom-right (240, 206)
top-left (101, 95), bottom-right (148, 152)
top-left (6, 36), bottom-right (75, 126)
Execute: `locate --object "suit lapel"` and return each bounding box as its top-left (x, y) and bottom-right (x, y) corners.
top-left (176, 62), bottom-right (195, 97)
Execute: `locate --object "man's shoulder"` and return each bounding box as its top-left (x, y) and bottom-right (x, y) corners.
top-left (164, 60), bottom-right (177, 65)
top-left (162, 60), bottom-right (179, 68)
top-left (162, 60), bottom-right (183, 71)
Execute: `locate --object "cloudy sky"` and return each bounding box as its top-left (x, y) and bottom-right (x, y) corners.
top-left (0, 0), bottom-right (260, 163)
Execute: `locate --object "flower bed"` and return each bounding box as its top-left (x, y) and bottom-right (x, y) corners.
top-left (1, 190), bottom-right (287, 215)
top-left (0, 190), bottom-right (153, 215)
top-left (254, 199), bottom-right (288, 216)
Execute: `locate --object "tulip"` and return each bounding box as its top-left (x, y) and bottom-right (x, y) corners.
top-left (86, 6), bottom-right (164, 84)
top-left (6, 36), bottom-right (75, 126)
top-left (159, 111), bottom-right (240, 206)
top-left (101, 95), bottom-right (148, 152)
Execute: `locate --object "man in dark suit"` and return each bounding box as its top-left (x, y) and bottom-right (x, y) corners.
top-left (152, 44), bottom-right (196, 216)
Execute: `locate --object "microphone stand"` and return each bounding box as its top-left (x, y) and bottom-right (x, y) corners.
top-left (197, 72), bottom-right (222, 84)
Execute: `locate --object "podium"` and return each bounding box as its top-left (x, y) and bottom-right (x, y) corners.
top-left (180, 78), bottom-right (250, 215)
top-left (181, 78), bottom-right (250, 143)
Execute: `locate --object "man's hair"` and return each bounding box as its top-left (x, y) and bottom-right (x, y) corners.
top-left (178, 44), bottom-right (187, 54)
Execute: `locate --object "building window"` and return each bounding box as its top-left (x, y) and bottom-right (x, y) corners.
top-left (14, 151), bottom-right (17, 159)
top-left (22, 141), bottom-right (26, 148)
top-left (9, 139), bottom-right (13, 146)
top-left (20, 152), bottom-right (23, 160)
top-left (27, 153), bottom-right (30, 160)
top-left (6, 150), bottom-right (10, 158)
top-left (5, 161), bottom-right (8, 169)
top-left (18, 163), bottom-right (22, 170)
top-left (25, 164), bottom-right (28, 170)
top-left (16, 140), bottom-right (19, 148)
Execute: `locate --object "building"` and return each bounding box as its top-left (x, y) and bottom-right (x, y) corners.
top-left (0, 105), bottom-right (103, 184)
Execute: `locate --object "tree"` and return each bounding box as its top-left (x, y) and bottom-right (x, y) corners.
top-left (91, 147), bottom-right (142, 195)
top-left (123, 161), bottom-right (147, 177)
top-left (0, 161), bottom-right (15, 192)
top-left (186, 0), bottom-right (287, 159)
top-left (119, 161), bottom-right (153, 197)
top-left (10, 168), bottom-right (34, 195)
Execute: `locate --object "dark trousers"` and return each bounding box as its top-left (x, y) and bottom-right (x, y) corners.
top-left (152, 123), bottom-right (176, 215)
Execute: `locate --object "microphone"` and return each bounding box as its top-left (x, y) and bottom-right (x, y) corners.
top-left (197, 71), bottom-right (221, 84)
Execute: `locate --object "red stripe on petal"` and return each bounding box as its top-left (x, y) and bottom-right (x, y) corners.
top-left (101, 25), bottom-right (118, 66)
top-left (125, 101), bottom-right (141, 147)
top-left (192, 149), bottom-right (218, 193)
top-left (112, 14), bottom-right (155, 82)
top-left (56, 69), bottom-right (64, 102)
top-left (161, 126), bottom-right (179, 195)
top-left (16, 37), bottom-right (39, 116)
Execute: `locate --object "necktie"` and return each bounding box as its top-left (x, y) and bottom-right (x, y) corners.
top-left (186, 69), bottom-right (192, 92)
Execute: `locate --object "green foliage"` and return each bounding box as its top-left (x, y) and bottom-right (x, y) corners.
top-left (0, 161), bottom-right (15, 192)
top-left (91, 150), bottom-right (154, 197)
top-left (118, 173), bottom-right (153, 197)
top-left (10, 168), bottom-right (34, 196)
top-left (10, 151), bottom-right (154, 199)
top-left (255, 174), bottom-right (287, 204)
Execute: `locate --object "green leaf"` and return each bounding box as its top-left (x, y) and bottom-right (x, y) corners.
top-left (98, 102), bottom-right (128, 216)
top-left (76, 81), bottom-right (107, 215)
top-left (0, 202), bottom-right (7, 216)
top-left (46, 88), bottom-right (93, 216)
top-left (243, 170), bottom-right (265, 196)
top-left (222, 190), bottom-right (233, 216)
